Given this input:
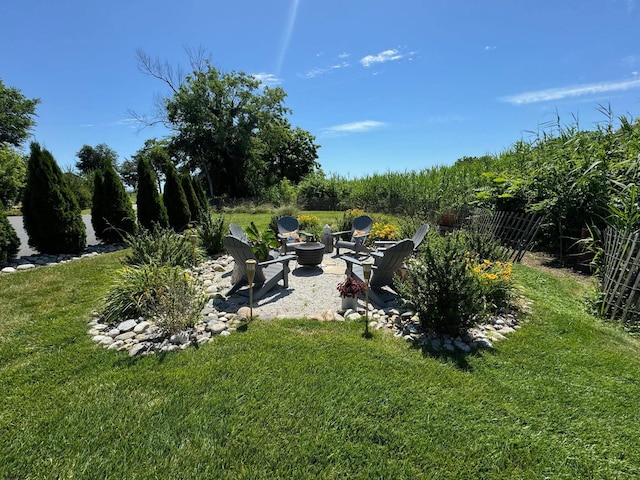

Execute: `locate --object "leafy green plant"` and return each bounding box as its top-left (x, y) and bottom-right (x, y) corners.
top-left (468, 258), bottom-right (514, 313)
top-left (123, 226), bottom-right (200, 267)
top-left (246, 221), bottom-right (278, 261)
top-left (397, 233), bottom-right (483, 335)
top-left (197, 211), bottom-right (226, 256)
top-left (0, 203), bottom-right (19, 263)
top-left (101, 264), bottom-right (205, 333)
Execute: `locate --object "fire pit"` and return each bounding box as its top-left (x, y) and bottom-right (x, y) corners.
top-left (294, 242), bottom-right (325, 267)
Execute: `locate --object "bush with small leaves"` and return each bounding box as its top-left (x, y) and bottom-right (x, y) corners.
top-left (396, 233), bottom-right (484, 335)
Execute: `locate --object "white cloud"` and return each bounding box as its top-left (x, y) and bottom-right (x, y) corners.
top-left (338, 52), bottom-right (350, 59)
top-left (300, 62), bottom-right (349, 79)
top-left (500, 78), bottom-right (640, 105)
top-left (252, 73), bottom-right (282, 86)
top-left (360, 49), bottom-right (405, 67)
top-left (484, 45), bottom-right (496, 51)
top-left (323, 120), bottom-right (387, 135)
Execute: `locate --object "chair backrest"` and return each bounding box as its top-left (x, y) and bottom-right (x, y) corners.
top-left (277, 216), bottom-right (299, 236)
top-left (350, 215), bottom-right (374, 241)
top-left (371, 239), bottom-right (413, 288)
top-left (411, 224), bottom-right (430, 251)
top-left (223, 235), bottom-right (265, 284)
top-left (229, 223), bottom-right (248, 243)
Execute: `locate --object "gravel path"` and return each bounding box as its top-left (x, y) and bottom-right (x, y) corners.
top-left (210, 253), bottom-right (392, 319)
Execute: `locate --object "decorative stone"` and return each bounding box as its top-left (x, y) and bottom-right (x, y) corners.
top-left (220, 330), bottom-right (232, 336)
top-left (129, 343), bottom-right (148, 357)
top-left (108, 340), bottom-right (125, 350)
top-left (106, 328), bottom-right (120, 338)
top-left (211, 323), bottom-right (228, 334)
top-left (133, 321), bottom-right (150, 334)
top-left (16, 264), bottom-right (35, 270)
top-left (454, 340), bottom-right (471, 352)
top-left (170, 332), bottom-right (189, 344)
top-left (117, 319), bottom-right (138, 332)
top-left (114, 331), bottom-right (136, 342)
top-left (1, 267), bottom-right (16, 273)
top-left (99, 336), bottom-right (114, 346)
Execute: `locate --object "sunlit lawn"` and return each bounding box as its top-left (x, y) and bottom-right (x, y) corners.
top-left (1, 248), bottom-right (640, 478)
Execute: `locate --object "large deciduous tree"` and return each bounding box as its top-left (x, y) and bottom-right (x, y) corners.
top-left (23, 142), bottom-right (86, 254)
top-left (0, 79), bottom-right (40, 148)
top-left (134, 51), bottom-right (319, 198)
top-left (0, 145), bottom-right (26, 207)
top-left (75, 143), bottom-right (118, 175)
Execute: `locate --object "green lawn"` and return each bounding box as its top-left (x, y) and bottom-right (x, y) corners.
top-left (1, 252), bottom-right (640, 478)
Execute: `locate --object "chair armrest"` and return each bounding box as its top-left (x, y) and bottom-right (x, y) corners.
top-left (374, 240), bottom-right (397, 247)
top-left (259, 254), bottom-right (296, 266)
top-left (341, 255), bottom-right (364, 267)
top-left (331, 230), bottom-right (350, 237)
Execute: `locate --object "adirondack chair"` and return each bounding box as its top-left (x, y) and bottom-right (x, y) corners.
top-left (223, 235), bottom-right (295, 301)
top-left (276, 216), bottom-right (312, 253)
top-left (229, 223), bottom-right (249, 243)
top-left (332, 215), bottom-right (374, 256)
top-left (342, 239), bottom-right (414, 306)
top-left (374, 224), bottom-right (430, 254)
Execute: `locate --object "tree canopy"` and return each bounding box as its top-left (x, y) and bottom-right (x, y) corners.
top-left (0, 79), bottom-right (40, 148)
top-left (75, 143), bottom-right (118, 174)
top-left (136, 53), bottom-right (319, 198)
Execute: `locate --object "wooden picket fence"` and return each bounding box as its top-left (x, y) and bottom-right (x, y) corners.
top-left (470, 210), bottom-right (542, 263)
top-left (600, 228), bottom-right (640, 326)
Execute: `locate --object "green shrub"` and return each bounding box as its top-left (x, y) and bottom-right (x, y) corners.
top-left (136, 156), bottom-right (169, 230)
top-left (22, 142), bottom-right (86, 254)
top-left (163, 163), bottom-right (191, 232)
top-left (397, 233), bottom-right (483, 335)
top-left (124, 226), bottom-right (200, 268)
top-left (460, 230), bottom-right (509, 262)
top-left (181, 173), bottom-right (202, 223)
top-left (91, 159), bottom-right (137, 243)
top-left (0, 203), bottom-right (19, 263)
top-left (197, 212), bottom-right (226, 256)
top-left (101, 264), bottom-right (205, 334)
top-left (335, 209), bottom-right (366, 239)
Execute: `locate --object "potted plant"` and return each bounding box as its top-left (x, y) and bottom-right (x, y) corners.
top-left (337, 276), bottom-right (366, 311)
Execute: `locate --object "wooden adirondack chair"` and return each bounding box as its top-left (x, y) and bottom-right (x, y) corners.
top-left (223, 235), bottom-right (295, 301)
top-left (276, 216), bottom-right (312, 253)
top-left (332, 215), bottom-right (374, 256)
top-left (229, 223), bottom-right (249, 243)
top-left (374, 224), bottom-right (430, 254)
top-left (342, 239), bottom-right (414, 306)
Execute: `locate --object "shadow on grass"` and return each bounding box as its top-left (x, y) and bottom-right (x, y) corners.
top-left (407, 340), bottom-right (495, 372)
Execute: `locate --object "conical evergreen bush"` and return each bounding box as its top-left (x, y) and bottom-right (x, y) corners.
top-left (91, 159), bottom-right (136, 243)
top-left (163, 163), bottom-right (191, 232)
top-left (22, 142), bottom-right (86, 254)
top-left (136, 156), bottom-right (169, 230)
top-left (181, 173), bottom-right (201, 223)
top-left (0, 201), bottom-right (20, 263)
top-left (192, 176), bottom-right (209, 213)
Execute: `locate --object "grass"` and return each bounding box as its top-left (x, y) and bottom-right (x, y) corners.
top-left (2, 253), bottom-right (640, 478)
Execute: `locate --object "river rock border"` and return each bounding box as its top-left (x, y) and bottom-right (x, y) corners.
top-left (87, 255), bottom-right (524, 357)
top-left (1, 244), bottom-right (126, 273)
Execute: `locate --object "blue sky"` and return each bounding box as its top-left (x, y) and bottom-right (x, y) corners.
top-left (2, 0), bottom-right (639, 177)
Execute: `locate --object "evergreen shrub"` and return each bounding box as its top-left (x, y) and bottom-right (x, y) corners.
top-left (91, 160), bottom-right (136, 243)
top-left (136, 157), bottom-right (169, 230)
top-left (22, 142), bottom-right (86, 254)
top-left (181, 174), bottom-right (201, 222)
top-left (163, 164), bottom-right (191, 232)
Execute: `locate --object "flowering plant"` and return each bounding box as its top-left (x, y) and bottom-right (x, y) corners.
top-left (337, 276), bottom-right (367, 298)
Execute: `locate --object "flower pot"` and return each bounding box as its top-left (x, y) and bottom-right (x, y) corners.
top-left (341, 296), bottom-right (359, 311)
